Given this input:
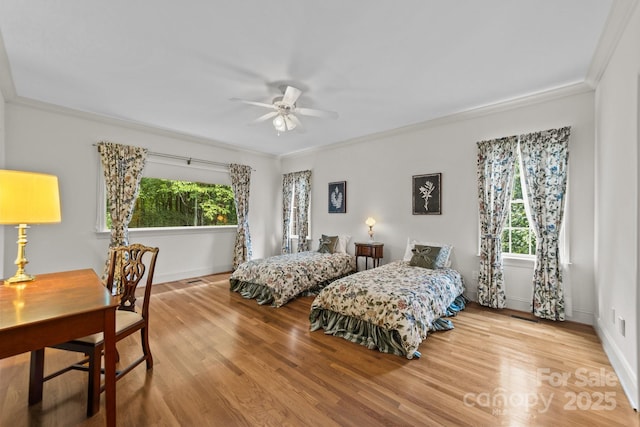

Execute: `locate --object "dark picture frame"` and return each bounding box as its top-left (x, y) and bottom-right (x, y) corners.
top-left (412, 173), bottom-right (441, 215)
top-left (328, 181), bottom-right (347, 213)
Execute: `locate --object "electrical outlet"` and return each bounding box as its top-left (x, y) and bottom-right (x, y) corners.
top-left (472, 270), bottom-right (479, 281)
top-left (618, 316), bottom-right (625, 337)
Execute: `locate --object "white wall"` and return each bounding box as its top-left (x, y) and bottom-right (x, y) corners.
top-left (0, 87), bottom-right (5, 279)
top-left (594, 1), bottom-right (640, 409)
top-left (281, 87), bottom-right (595, 325)
top-left (3, 101), bottom-right (281, 283)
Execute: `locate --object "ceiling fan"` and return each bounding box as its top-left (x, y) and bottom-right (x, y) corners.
top-left (231, 85), bottom-right (338, 134)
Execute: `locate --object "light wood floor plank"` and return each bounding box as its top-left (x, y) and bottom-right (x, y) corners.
top-left (1, 273), bottom-right (638, 426)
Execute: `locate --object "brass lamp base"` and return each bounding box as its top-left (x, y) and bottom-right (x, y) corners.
top-left (3, 224), bottom-right (35, 286)
top-left (4, 272), bottom-right (35, 285)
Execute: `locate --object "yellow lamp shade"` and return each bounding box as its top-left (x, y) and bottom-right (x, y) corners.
top-left (0, 170), bottom-right (61, 224)
top-left (365, 217), bottom-right (376, 227)
top-left (0, 170), bottom-right (62, 285)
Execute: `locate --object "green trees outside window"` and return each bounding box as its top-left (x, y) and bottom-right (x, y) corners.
top-left (107, 178), bottom-right (237, 228)
top-left (501, 162), bottom-right (536, 256)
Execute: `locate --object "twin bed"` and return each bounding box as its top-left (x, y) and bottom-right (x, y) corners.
top-left (230, 237), bottom-right (466, 358)
top-left (310, 261), bottom-right (465, 359)
top-left (230, 236), bottom-right (355, 307)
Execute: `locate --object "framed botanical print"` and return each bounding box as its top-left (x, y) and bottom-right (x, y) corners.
top-left (328, 181), bottom-right (346, 213)
top-left (412, 173), bottom-right (441, 215)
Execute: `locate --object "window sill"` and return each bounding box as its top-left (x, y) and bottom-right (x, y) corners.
top-left (475, 252), bottom-right (535, 267)
top-left (503, 254), bottom-right (535, 268)
top-left (96, 225), bottom-right (237, 239)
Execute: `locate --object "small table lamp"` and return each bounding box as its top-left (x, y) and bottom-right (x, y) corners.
top-left (0, 170), bottom-right (61, 285)
top-left (365, 217), bottom-right (376, 241)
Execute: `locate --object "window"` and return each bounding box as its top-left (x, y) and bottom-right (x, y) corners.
top-left (98, 156), bottom-right (238, 231)
top-left (289, 185), bottom-right (309, 238)
top-left (126, 178), bottom-right (236, 228)
top-left (501, 160), bottom-right (536, 256)
top-left (290, 190), bottom-right (300, 237)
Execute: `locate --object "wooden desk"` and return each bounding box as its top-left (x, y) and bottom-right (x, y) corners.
top-left (354, 242), bottom-right (384, 271)
top-left (0, 269), bottom-right (118, 426)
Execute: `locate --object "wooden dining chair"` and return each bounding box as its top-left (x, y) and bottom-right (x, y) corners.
top-left (43, 243), bottom-right (159, 417)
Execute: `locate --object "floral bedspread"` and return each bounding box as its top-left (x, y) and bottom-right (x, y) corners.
top-left (309, 261), bottom-right (464, 358)
top-left (230, 251), bottom-right (356, 307)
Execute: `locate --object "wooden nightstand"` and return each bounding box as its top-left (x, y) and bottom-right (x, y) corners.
top-left (354, 242), bottom-right (384, 271)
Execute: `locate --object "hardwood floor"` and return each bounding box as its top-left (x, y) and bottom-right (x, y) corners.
top-left (1, 273), bottom-right (639, 426)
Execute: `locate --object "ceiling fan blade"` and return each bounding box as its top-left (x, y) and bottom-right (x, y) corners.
top-left (282, 86), bottom-right (302, 105)
top-left (287, 114), bottom-right (305, 132)
top-left (296, 107), bottom-right (339, 119)
top-left (230, 98), bottom-right (275, 109)
top-left (251, 111), bottom-right (279, 124)
top-left (283, 115), bottom-right (296, 131)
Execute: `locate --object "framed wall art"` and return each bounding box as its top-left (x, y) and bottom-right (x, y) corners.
top-left (412, 173), bottom-right (441, 215)
top-left (328, 181), bottom-right (346, 213)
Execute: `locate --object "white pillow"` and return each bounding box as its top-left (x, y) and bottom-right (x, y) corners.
top-left (335, 235), bottom-right (351, 254)
top-left (403, 237), bottom-right (453, 268)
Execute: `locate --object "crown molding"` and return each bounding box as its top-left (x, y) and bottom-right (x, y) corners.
top-left (0, 30), bottom-right (16, 101)
top-left (7, 96), bottom-right (276, 160)
top-left (281, 81), bottom-right (593, 160)
top-left (585, 0), bottom-right (640, 87)
top-left (8, 80), bottom-right (593, 163)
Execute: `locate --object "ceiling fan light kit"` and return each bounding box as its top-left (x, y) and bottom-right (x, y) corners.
top-left (272, 114), bottom-right (296, 134)
top-left (232, 85), bottom-right (338, 135)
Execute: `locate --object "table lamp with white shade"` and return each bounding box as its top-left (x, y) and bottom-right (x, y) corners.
top-left (365, 217), bottom-right (376, 241)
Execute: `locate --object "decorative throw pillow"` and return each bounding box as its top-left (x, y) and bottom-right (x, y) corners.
top-left (317, 235), bottom-right (339, 254)
top-left (409, 245), bottom-right (441, 269)
top-left (335, 234), bottom-right (351, 254)
top-left (403, 238), bottom-right (453, 268)
top-left (434, 244), bottom-right (453, 268)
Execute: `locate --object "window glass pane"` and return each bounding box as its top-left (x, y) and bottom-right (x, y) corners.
top-left (498, 155), bottom-right (537, 257)
top-left (292, 203), bottom-right (300, 236)
top-left (108, 177), bottom-right (237, 228)
top-left (501, 228), bottom-right (510, 253)
top-left (510, 228), bottom-right (531, 255)
top-left (510, 202), bottom-right (529, 228)
top-left (512, 162), bottom-right (523, 199)
top-left (292, 216), bottom-right (299, 235)
top-left (288, 184), bottom-right (310, 238)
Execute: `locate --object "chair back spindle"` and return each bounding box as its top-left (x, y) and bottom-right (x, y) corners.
top-left (107, 243), bottom-right (158, 314)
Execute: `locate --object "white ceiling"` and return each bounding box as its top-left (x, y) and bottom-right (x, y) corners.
top-left (0, 1), bottom-right (618, 156)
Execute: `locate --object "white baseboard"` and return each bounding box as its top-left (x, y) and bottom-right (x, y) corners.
top-left (153, 266), bottom-right (232, 284)
top-left (594, 318), bottom-right (639, 410)
top-left (563, 309), bottom-right (595, 325)
top-left (465, 292), bottom-right (594, 325)
top-left (506, 296), bottom-right (594, 325)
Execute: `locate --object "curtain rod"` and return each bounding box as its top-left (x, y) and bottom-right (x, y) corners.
top-left (93, 144), bottom-right (254, 170)
top-left (147, 151), bottom-right (230, 168)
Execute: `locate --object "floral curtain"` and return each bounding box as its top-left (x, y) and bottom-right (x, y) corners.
top-left (281, 170), bottom-right (312, 253)
top-left (476, 136), bottom-right (518, 308)
top-left (230, 163), bottom-right (253, 270)
top-left (281, 173), bottom-right (294, 253)
top-left (97, 141), bottom-right (147, 285)
top-left (519, 126), bottom-right (570, 321)
top-left (295, 170), bottom-right (312, 252)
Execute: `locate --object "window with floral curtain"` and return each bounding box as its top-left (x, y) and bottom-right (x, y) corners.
top-left (476, 127), bottom-right (570, 319)
top-left (281, 170), bottom-right (312, 253)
